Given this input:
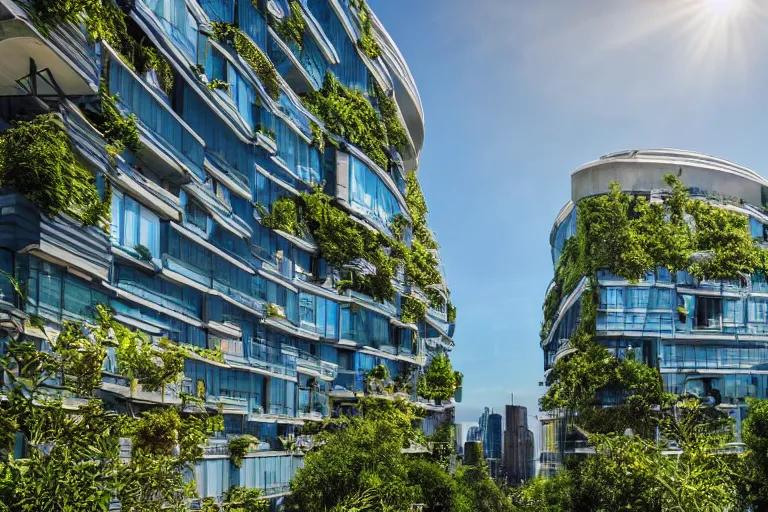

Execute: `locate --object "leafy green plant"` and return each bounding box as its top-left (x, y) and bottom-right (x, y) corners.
top-left (353, 0), bottom-right (381, 59)
top-left (302, 73), bottom-right (389, 169)
top-left (255, 123), bottom-right (277, 141)
top-left (228, 435), bottom-right (260, 468)
top-left (223, 485), bottom-right (269, 511)
top-left (257, 196), bottom-right (299, 234)
top-left (139, 46), bottom-right (174, 95)
top-left (180, 343), bottom-right (225, 363)
top-left (264, 302), bottom-right (282, 318)
top-left (447, 302), bottom-right (457, 323)
top-left (405, 171), bottom-right (439, 250)
top-left (92, 83), bottom-right (141, 156)
top-left (309, 121), bottom-right (325, 156)
top-left (211, 22), bottom-right (281, 100)
top-left (207, 78), bottom-right (231, 91)
top-left (0, 114), bottom-right (105, 226)
top-left (272, 0), bottom-right (305, 50)
top-left (373, 81), bottom-right (408, 150)
top-left (401, 295), bottom-right (426, 324)
top-left (420, 354), bottom-right (457, 402)
top-left (54, 321), bottom-right (107, 396)
top-left (134, 243), bottom-right (153, 261)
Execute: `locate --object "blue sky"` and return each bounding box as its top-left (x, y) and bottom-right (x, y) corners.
top-left (369, 0), bottom-right (768, 437)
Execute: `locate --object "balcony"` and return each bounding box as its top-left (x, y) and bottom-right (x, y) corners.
top-left (212, 279), bottom-right (263, 316)
top-left (0, 192), bottom-right (111, 281)
top-left (100, 372), bottom-right (185, 405)
top-left (112, 160), bottom-right (183, 221)
top-left (107, 49), bottom-right (205, 181)
top-left (0, 0), bottom-right (98, 96)
top-left (112, 279), bottom-right (200, 320)
top-left (206, 394), bottom-right (249, 415)
top-left (162, 254), bottom-right (212, 289)
top-left (204, 152), bottom-right (251, 200)
top-left (296, 349), bottom-right (338, 381)
top-left (248, 337), bottom-right (298, 378)
top-left (183, 180), bottom-right (251, 240)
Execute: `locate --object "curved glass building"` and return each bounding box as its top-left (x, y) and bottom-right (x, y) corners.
top-left (540, 148), bottom-right (768, 474)
top-left (0, 0), bottom-right (456, 505)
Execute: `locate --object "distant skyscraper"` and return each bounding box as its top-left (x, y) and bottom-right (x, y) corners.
top-left (486, 412), bottom-right (503, 460)
top-left (526, 429), bottom-right (536, 480)
top-left (467, 425), bottom-right (482, 442)
top-left (479, 407), bottom-right (490, 448)
top-left (504, 396), bottom-right (535, 486)
top-left (486, 412), bottom-right (503, 479)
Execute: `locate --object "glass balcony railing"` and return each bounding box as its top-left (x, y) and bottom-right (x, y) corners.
top-left (248, 337), bottom-right (298, 377)
top-left (109, 57), bottom-right (205, 179)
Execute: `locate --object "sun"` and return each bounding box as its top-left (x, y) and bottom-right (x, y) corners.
top-left (706, 0), bottom-right (736, 13)
top-left (701, 0), bottom-right (745, 17)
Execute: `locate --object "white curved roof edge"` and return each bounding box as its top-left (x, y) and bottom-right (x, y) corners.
top-left (367, 8), bottom-right (424, 122)
top-left (572, 148), bottom-right (768, 187)
top-left (368, 7), bottom-right (425, 156)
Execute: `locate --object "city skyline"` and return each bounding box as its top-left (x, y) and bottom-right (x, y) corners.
top-left (369, 0), bottom-right (768, 426)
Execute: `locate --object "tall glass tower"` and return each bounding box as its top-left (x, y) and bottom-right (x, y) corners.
top-left (0, 0), bottom-right (457, 505)
top-left (541, 149), bottom-right (768, 470)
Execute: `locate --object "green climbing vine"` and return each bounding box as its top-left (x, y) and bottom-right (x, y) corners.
top-left (353, 0), bottom-right (382, 59)
top-left (405, 171), bottom-right (438, 250)
top-left (401, 295), bottom-right (426, 324)
top-left (90, 82), bottom-right (141, 156)
top-left (271, 0), bottom-right (305, 50)
top-left (310, 121), bottom-right (325, 155)
top-left (302, 73), bottom-right (389, 170)
top-left (447, 302), bottom-right (456, 324)
top-left (138, 46), bottom-right (175, 95)
top-left (542, 174), bottom-right (768, 342)
top-left (257, 197), bottom-right (300, 235)
top-left (373, 81), bottom-right (408, 150)
top-left (211, 22), bottom-right (281, 100)
top-left (228, 435), bottom-right (260, 468)
top-left (539, 174), bottom-right (768, 436)
top-left (0, 114), bottom-right (107, 226)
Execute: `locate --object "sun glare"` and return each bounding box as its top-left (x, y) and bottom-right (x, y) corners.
top-left (704, 0), bottom-right (740, 15)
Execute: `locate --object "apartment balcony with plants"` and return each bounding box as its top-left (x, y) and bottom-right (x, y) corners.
top-left (0, 0), bottom-right (458, 508)
top-left (540, 148), bottom-right (768, 469)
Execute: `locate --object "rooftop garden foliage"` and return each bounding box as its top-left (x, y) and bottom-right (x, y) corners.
top-left (541, 174), bottom-right (768, 437)
top-left (0, 114), bottom-right (108, 226)
top-left (541, 174), bottom-right (768, 342)
top-left (211, 22), bottom-right (281, 100)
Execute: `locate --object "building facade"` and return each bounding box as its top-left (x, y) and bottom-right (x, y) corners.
top-left (0, 0), bottom-right (457, 507)
top-left (541, 148), bottom-right (768, 470)
top-left (504, 402), bottom-right (533, 486)
top-left (467, 425), bottom-right (482, 442)
top-left (486, 411), bottom-right (502, 479)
